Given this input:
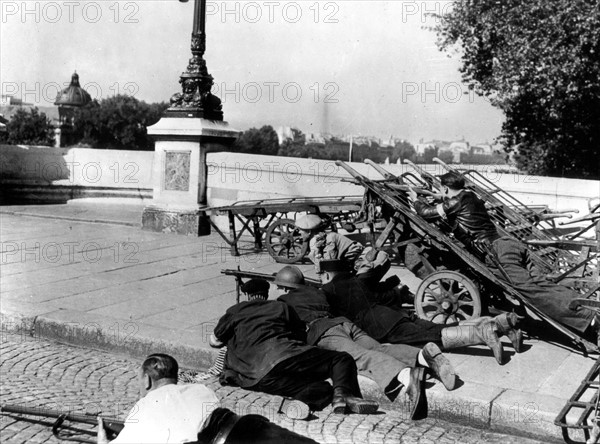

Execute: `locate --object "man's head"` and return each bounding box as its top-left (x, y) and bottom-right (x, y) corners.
top-left (295, 214), bottom-right (325, 240)
top-left (318, 259), bottom-right (351, 284)
top-left (438, 172), bottom-right (465, 198)
top-left (139, 353), bottom-right (178, 396)
top-left (274, 265), bottom-right (305, 293)
top-left (241, 278), bottom-right (270, 301)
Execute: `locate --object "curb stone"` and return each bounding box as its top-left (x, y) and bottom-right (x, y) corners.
top-left (0, 309), bottom-right (568, 442)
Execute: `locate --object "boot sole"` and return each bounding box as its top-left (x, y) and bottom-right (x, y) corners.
top-left (422, 343), bottom-right (457, 391)
top-left (279, 398), bottom-right (310, 420)
top-left (345, 399), bottom-right (379, 415)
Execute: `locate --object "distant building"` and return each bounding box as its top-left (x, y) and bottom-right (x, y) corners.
top-left (275, 126), bottom-right (294, 144)
top-left (471, 143), bottom-right (493, 155)
top-left (54, 72), bottom-right (92, 147)
top-left (414, 142), bottom-right (436, 155)
top-left (1, 95), bottom-right (34, 107)
top-left (440, 141), bottom-right (470, 162)
top-left (380, 135), bottom-right (404, 148)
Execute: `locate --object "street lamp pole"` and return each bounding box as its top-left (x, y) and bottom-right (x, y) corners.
top-left (166, 0), bottom-right (223, 120)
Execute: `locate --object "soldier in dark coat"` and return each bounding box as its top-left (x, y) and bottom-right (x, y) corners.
top-left (210, 279), bottom-right (379, 418)
top-left (408, 171), bottom-right (596, 337)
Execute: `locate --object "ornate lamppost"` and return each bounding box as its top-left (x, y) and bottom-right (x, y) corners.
top-left (166, 0), bottom-right (223, 120)
top-left (142, 0), bottom-right (238, 236)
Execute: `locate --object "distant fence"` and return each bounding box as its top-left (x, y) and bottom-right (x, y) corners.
top-left (1, 145), bottom-right (597, 218)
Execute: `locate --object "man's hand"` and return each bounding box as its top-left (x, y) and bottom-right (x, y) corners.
top-left (97, 417), bottom-right (109, 444)
top-left (209, 333), bottom-right (224, 348)
top-left (407, 188), bottom-right (418, 202)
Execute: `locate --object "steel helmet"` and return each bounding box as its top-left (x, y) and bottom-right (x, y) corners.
top-left (273, 266), bottom-right (306, 288)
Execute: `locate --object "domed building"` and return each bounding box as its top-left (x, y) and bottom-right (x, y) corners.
top-left (54, 72), bottom-right (92, 146)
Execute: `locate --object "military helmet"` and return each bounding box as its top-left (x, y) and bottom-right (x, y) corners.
top-left (273, 265), bottom-right (305, 289)
top-left (295, 214), bottom-right (324, 231)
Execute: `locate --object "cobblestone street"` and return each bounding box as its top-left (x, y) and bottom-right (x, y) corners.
top-left (0, 333), bottom-right (550, 444)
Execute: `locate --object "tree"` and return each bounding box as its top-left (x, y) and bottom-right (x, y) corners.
top-left (0, 108), bottom-right (55, 146)
top-left (72, 95), bottom-right (168, 150)
top-left (434, 0), bottom-right (600, 179)
top-left (233, 125), bottom-right (280, 156)
top-left (390, 141), bottom-right (417, 163)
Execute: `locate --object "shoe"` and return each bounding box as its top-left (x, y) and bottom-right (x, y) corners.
top-left (421, 342), bottom-right (457, 391)
top-left (332, 388), bottom-right (347, 414)
top-left (384, 377), bottom-right (403, 402)
top-left (494, 313), bottom-right (523, 353)
top-left (331, 387), bottom-right (378, 415)
top-left (405, 367), bottom-right (428, 420)
top-left (279, 398), bottom-right (310, 420)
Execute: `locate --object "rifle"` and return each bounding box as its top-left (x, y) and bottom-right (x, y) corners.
top-left (222, 268), bottom-right (321, 302)
top-left (1, 404), bottom-right (124, 443)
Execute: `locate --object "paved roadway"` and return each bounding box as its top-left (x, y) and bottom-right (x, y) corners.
top-left (0, 334), bottom-right (551, 444)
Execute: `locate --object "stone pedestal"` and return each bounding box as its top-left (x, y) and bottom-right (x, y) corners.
top-left (142, 117), bottom-right (239, 236)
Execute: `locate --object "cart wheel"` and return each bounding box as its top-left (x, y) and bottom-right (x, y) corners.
top-left (415, 271), bottom-right (481, 324)
top-left (265, 218), bottom-right (308, 264)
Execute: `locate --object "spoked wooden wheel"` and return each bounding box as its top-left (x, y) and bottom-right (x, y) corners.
top-left (415, 271), bottom-right (481, 324)
top-left (265, 218), bottom-right (308, 264)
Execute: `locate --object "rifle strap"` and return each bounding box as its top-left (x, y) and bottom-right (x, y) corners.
top-left (52, 414), bottom-right (95, 444)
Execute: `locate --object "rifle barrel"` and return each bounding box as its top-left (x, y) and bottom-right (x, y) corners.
top-left (1, 404), bottom-right (124, 435)
top-left (221, 269), bottom-right (321, 287)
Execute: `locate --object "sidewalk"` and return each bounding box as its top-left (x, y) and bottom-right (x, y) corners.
top-left (0, 201), bottom-right (594, 442)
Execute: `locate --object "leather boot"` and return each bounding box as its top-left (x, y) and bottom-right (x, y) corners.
top-left (441, 321), bottom-right (504, 365)
top-left (331, 387), bottom-right (379, 415)
top-left (421, 342), bottom-right (457, 391)
top-left (493, 312), bottom-right (523, 353)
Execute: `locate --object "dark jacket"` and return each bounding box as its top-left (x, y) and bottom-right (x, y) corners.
top-left (213, 300), bottom-right (311, 387)
top-left (278, 286), bottom-right (348, 345)
top-left (413, 190), bottom-right (499, 249)
top-left (321, 273), bottom-right (411, 341)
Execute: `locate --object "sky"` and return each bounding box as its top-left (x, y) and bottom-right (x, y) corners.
top-left (0, 0), bottom-right (505, 144)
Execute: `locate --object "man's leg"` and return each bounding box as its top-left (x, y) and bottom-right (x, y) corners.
top-left (247, 358), bottom-right (333, 411)
top-left (249, 348), bottom-right (376, 413)
top-left (383, 317), bottom-right (447, 346)
top-left (493, 237), bottom-right (595, 333)
top-left (317, 323), bottom-right (408, 391)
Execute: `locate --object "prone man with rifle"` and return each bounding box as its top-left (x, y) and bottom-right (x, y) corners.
top-left (2, 353), bottom-right (317, 444)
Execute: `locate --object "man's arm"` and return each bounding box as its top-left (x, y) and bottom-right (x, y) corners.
top-left (212, 312), bottom-right (235, 348)
top-left (209, 334), bottom-right (225, 348)
top-left (283, 303), bottom-right (308, 343)
top-left (331, 233), bottom-right (363, 263)
top-left (408, 189), bottom-right (460, 221)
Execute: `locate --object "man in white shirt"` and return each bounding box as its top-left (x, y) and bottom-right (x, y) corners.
top-left (98, 353), bottom-right (218, 444)
top-left (98, 353), bottom-right (318, 444)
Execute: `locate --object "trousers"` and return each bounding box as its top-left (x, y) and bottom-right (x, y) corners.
top-left (382, 316), bottom-right (448, 346)
top-left (491, 237), bottom-right (594, 333)
top-left (316, 322), bottom-right (420, 390)
top-left (246, 348), bottom-right (360, 411)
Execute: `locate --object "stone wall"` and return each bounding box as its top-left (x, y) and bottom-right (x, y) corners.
top-left (1, 145), bottom-right (597, 218)
top-left (207, 152), bottom-right (599, 216)
top-left (0, 144), bottom-right (153, 202)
